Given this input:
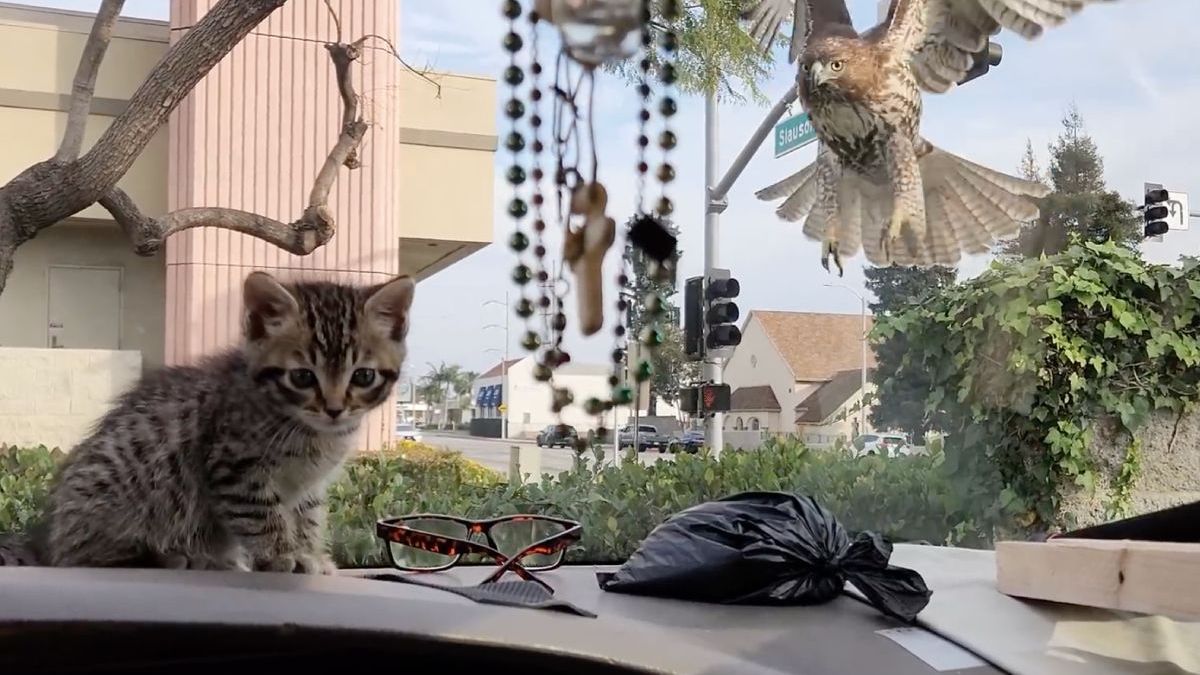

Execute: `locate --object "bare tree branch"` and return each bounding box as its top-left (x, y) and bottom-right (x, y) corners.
top-left (0, 0), bottom-right (290, 296)
top-left (56, 0), bottom-right (126, 162)
top-left (100, 188), bottom-right (334, 257)
top-left (323, 0), bottom-right (343, 43)
top-left (3, 0), bottom-right (289, 232)
top-left (358, 33), bottom-right (442, 97)
top-left (99, 37), bottom-right (370, 260)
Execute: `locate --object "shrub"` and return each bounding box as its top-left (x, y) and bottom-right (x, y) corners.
top-left (2, 439), bottom-right (996, 568)
top-left (875, 240), bottom-right (1200, 528)
top-left (0, 444), bottom-right (60, 534)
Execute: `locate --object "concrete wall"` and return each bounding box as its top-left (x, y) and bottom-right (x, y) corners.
top-left (0, 222), bottom-right (166, 366)
top-left (0, 347), bottom-right (140, 449)
top-left (1060, 411), bottom-right (1200, 529)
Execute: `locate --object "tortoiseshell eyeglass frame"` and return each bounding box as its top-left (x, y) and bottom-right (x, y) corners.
top-left (375, 514), bottom-right (582, 593)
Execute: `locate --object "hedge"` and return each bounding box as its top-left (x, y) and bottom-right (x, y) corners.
top-left (1, 439), bottom-right (1002, 568)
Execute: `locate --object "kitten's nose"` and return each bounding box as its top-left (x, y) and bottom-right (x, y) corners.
top-left (325, 408), bottom-right (344, 419)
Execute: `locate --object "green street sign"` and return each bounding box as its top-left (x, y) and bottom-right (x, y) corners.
top-left (774, 111), bottom-right (817, 158)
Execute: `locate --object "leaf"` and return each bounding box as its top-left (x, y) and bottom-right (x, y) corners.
top-left (1036, 300), bottom-right (1063, 319)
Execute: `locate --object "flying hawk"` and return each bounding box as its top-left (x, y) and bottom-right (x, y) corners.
top-left (747, 0), bottom-right (1112, 272)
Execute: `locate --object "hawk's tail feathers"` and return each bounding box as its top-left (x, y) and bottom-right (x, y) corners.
top-left (753, 141), bottom-right (1049, 268)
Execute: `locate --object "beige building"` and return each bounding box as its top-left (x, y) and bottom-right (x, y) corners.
top-left (722, 310), bottom-right (876, 449)
top-left (0, 2), bottom-right (494, 450)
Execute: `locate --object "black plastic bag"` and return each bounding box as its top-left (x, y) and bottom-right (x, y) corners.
top-left (597, 491), bottom-right (931, 622)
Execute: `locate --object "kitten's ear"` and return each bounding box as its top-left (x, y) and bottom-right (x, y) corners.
top-left (244, 271), bottom-right (300, 340)
top-left (364, 275), bottom-right (415, 341)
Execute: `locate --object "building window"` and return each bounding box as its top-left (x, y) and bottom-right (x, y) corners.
top-left (750, 355), bottom-right (758, 368)
top-left (749, 417), bottom-right (760, 430)
top-left (735, 417), bottom-right (744, 430)
top-left (523, 412), bottom-right (531, 424)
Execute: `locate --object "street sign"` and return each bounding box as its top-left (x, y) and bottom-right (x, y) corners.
top-left (774, 111), bottom-right (817, 158)
top-left (1167, 190), bottom-right (1190, 232)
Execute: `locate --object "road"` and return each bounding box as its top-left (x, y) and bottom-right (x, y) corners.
top-left (418, 431), bottom-right (675, 477)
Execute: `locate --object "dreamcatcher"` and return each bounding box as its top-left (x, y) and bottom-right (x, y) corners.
top-left (501, 0), bottom-right (680, 451)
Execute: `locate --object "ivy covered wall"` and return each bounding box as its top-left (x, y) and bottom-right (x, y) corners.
top-left (875, 241), bottom-right (1200, 531)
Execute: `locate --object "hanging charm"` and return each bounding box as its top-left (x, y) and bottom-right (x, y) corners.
top-left (563, 181), bottom-right (616, 336)
top-left (534, 0), bottom-right (643, 66)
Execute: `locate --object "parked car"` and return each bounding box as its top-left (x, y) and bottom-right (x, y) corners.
top-left (618, 423), bottom-right (673, 452)
top-left (395, 422), bottom-right (422, 443)
top-left (669, 429), bottom-right (705, 454)
top-left (851, 432), bottom-right (911, 458)
top-left (536, 424), bottom-right (578, 448)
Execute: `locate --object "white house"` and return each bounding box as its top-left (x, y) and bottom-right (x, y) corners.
top-left (722, 310), bottom-right (877, 448)
top-left (471, 357), bottom-right (677, 441)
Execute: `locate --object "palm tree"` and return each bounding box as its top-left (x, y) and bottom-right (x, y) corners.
top-left (454, 370), bottom-right (479, 410)
top-left (424, 362), bottom-right (462, 430)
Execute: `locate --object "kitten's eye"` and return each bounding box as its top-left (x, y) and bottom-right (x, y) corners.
top-left (288, 368), bottom-right (317, 389)
top-left (830, 60), bottom-right (844, 72)
top-left (350, 368), bottom-right (376, 388)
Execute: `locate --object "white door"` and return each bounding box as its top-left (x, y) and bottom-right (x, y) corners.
top-left (47, 266), bottom-right (122, 350)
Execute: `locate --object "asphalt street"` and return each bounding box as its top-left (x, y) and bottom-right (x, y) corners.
top-left (418, 431), bottom-right (676, 477)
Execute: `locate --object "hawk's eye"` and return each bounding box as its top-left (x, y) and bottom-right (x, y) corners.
top-left (800, 62), bottom-right (810, 72)
top-left (288, 368), bottom-right (318, 389)
top-left (830, 60), bottom-right (844, 72)
top-left (350, 368), bottom-right (377, 388)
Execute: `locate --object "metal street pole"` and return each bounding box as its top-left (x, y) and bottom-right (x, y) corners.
top-left (704, 90), bottom-right (724, 456)
top-left (824, 283), bottom-right (868, 435)
top-left (699, 85), bottom-right (799, 456)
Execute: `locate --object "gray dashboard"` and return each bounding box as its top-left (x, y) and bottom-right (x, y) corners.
top-left (0, 545), bottom-right (1155, 674)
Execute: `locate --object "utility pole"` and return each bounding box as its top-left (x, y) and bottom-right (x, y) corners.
top-left (701, 84), bottom-right (799, 455)
top-left (825, 283), bottom-right (868, 435)
top-left (483, 292), bottom-right (510, 440)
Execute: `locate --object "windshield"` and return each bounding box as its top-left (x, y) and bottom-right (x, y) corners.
top-left (0, 0), bottom-right (1191, 583)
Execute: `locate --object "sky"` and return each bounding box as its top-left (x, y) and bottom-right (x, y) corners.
top-left (16, 0), bottom-right (1200, 382)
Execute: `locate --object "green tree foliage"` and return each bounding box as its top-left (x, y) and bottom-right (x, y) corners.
top-left (874, 241), bottom-right (1200, 529)
top-left (623, 217), bottom-right (699, 415)
top-left (603, 0), bottom-right (778, 102)
top-left (864, 264), bottom-right (957, 440)
top-left (1007, 106), bottom-right (1140, 258)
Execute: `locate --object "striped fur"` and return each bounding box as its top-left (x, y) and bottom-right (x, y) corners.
top-left (0, 272), bottom-right (414, 572)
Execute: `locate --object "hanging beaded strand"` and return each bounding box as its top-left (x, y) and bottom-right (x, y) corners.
top-left (502, 0), bottom-right (533, 345)
top-left (629, 0), bottom-right (681, 406)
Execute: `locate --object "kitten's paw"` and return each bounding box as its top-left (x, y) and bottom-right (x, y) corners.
top-left (294, 553), bottom-right (338, 575)
top-left (255, 554), bottom-right (298, 573)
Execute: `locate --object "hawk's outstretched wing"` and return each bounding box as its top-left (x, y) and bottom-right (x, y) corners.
top-left (740, 0), bottom-right (854, 64)
top-left (907, 0), bottom-right (1112, 93)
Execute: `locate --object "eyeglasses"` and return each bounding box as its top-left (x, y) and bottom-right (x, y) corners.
top-left (375, 514), bottom-right (581, 592)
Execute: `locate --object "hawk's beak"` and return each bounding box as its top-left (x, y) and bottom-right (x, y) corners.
top-left (809, 61), bottom-right (830, 89)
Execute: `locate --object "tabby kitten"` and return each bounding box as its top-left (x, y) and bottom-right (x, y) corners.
top-left (1, 271), bottom-right (414, 572)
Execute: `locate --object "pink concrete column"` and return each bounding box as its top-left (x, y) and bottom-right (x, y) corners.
top-left (166, 0), bottom-right (401, 450)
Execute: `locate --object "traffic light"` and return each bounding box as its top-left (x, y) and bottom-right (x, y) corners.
top-left (679, 383), bottom-right (731, 416)
top-left (958, 41), bottom-right (1002, 86)
top-left (699, 383), bottom-right (731, 414)
top-left (683, 276), bottom-right (704, 361)
top-left (1144, 183), bottom-right (1170, 238)
top-left (705, 268), bottom-right (741, 357)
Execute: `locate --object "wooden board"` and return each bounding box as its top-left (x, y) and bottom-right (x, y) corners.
top-left (996, 538), bottom-right (1200, 620)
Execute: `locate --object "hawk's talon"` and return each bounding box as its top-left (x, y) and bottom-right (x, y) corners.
top-left (821, 240), bottom-right (843, 277)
